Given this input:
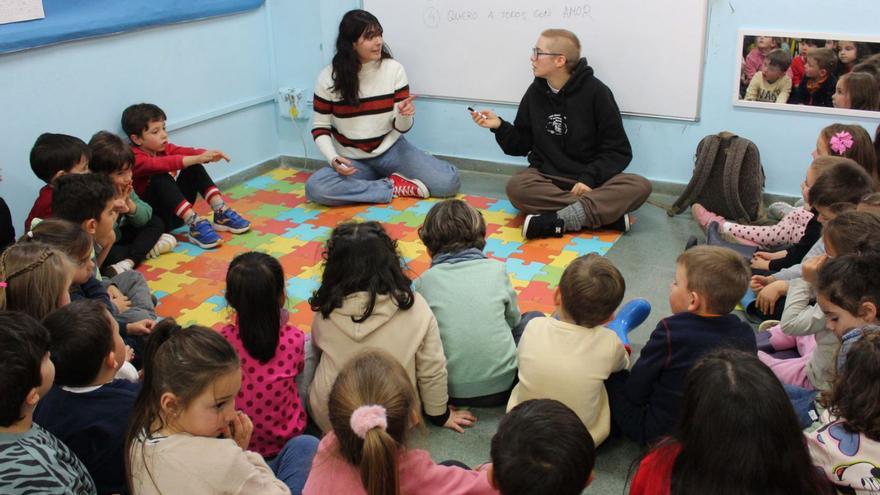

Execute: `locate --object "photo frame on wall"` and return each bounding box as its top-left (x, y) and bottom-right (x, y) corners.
top-left (734, 30), bottom-right (880, 117)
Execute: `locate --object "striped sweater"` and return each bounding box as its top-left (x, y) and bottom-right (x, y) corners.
top-left (311, 59), bottom-right (413, 162)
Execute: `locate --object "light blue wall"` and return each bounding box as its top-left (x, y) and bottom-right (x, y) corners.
top-left (0, 6), bottom-right (279, 231)
top-left (3, 0), bottom-right (878, 233)
top-left (277, 0), bottom-right (880, 197)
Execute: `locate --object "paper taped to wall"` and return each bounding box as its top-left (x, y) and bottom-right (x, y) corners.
top-left (0, 0), bottom-right (44, 26)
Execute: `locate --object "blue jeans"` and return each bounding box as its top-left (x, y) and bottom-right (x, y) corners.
top-left (783, 384), bottom-right (818, 428)
top-left (268, 434), bottom-right (320, 495)
top-left (305, 137), bottom-right (460, 205)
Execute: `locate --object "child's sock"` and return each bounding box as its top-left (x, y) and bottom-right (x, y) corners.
top-left (204, 187), bottom-right (227, 213)
top-left (557, 203), bottom-right (587, 232)
top-left (182, 210), bottom-right (198, 225)
top-left (176, 200), bottom-right (197, 225)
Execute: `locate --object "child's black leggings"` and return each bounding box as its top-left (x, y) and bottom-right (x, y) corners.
top-left (103, 214), bottom-right (165, 267)
top-left (143, 165), bottom-right (220, 230)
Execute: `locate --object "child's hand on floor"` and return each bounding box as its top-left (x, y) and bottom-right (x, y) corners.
top-left (750, 275), bottom-right (776, 293)
top-left (127, 319), bottom-right (155, 336)
top-left (756, 280), bottom-right (789, 315)
top-left (444, 406), bottom-right (477, 433)
top-left (801, 254), bottom-right (828, 286)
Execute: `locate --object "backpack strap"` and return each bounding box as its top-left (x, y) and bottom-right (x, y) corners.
top-left (667, 134), bottom-right (723, 216)
top-left (722, 136), bottom-right (753, 224)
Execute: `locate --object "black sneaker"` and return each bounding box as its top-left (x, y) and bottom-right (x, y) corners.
top-left (601, 214), bottom-right (631, 232)
top-left (522, 213), bottom-right (565, 239)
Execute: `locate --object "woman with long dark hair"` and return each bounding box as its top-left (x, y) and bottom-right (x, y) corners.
top-left (305, 9), bottom-right (460, 206)
top-left (629, 349), bottom-right (830, 495)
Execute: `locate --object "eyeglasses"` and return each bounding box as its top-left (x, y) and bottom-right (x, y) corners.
top-left (531, 47), bottom-right (563, 59)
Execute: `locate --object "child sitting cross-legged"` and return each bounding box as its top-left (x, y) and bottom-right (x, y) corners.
top-left (303, 350), bottom-right (497, 495)
top-left (606, 246), bottom-right (757, 446)
top-left (489, 399), bottom-right (596, 495)
top-left (34, 300), bottom-right (139, 495)
top-left (507, 253), bottom-right (630, 447)
top-left (414, 199), bottom-right (529, 407)
top-left (88, 130), bottom-right (175, 275)
top-left (0, 311), bottom-right (97, 494)
top-left (122, 103), bottom-right (250, 249)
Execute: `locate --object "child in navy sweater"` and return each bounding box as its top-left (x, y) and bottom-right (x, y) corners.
top-left (606, 246), bottom-right (757, 445)
top-left (34, 300), bottom-right (139, 495)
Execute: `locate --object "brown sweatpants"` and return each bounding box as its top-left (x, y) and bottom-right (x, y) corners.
top-left (505, 168), bottom-right (653, 227)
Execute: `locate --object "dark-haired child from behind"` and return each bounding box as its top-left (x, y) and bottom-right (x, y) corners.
top-left (507, 253), bottom-right (630, 447)
top-left (607, 246), bottom-right (757, 446)
top-left (121, 103), bottom-right (250, 249)
top-left (221, 251), bottom-right (307, 458)
top-left (790, 47), bottom-right (839, 107)
top-left (88, 131), bottom-right (175, 275)
top-left (415, 199), bottom-right (531, 407)
top-left (0, 311), bottom-right (96, 494)
top-left (490, 399), bottom-right (595, 495)
top-left (24, 133), bottom-right (90, 232)
top-left (34, 300), bottom-right (139, 495)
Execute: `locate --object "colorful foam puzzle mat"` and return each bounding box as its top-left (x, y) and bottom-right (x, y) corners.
top-left (137, 167), bottom-right (625, 332)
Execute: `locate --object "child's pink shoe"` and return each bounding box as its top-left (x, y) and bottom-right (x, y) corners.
top-left (691, 203), bottom-right (726, 231)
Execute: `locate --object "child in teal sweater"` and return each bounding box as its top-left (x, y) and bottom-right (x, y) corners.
top-left (415, 199), bottom-right (535, 407)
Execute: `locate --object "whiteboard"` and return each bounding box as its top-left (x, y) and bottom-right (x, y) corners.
top-left (363, 0), bottom-right (708, 121)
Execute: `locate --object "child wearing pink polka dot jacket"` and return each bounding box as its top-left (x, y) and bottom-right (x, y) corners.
top-left (221, 251), bottom-right (307, 457)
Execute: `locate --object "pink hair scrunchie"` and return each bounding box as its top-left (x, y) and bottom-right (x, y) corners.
top-left (350, 405), bottom-right (388, 439)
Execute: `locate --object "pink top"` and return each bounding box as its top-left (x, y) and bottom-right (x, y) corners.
top-left (743, 48), bottom-right (766, 82)
top-left (303, 433), bottom-right (498, 495)
top-left (221, 320), bottom-right (306, 457)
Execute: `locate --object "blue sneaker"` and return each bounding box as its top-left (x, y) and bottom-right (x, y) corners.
top-left (608, 298), bottom-right (652, 345)
top-left (188, 218), bottom-right (222, 249)
top-left (213, 207), bottom-right (251, 234)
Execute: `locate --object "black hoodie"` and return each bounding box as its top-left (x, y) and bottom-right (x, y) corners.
top-left (492, 58), bottom-right (632, 188)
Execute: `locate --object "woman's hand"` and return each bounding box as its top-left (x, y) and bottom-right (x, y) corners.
top-left (470, 108), bottom-right (502, 129)
top-left (331, 156), bottom-right (357, 176)
top-left (397, 95), bottom-right (416, 117)
top-left (443, 406), bottom-right (477, 433)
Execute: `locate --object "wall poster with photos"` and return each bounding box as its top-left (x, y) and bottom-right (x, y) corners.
top-left (734, 30), bottom-right (880, 117)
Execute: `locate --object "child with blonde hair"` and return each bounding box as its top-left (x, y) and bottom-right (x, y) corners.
top-left (0, 242), bottom-right (74, 320)
top-left (303, 350), bottom-right (496, 495)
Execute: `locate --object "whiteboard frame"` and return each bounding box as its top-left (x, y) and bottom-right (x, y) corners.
top-left (733, 29), bottom-right (880, 118)
top-left (360, 0), bottom-right (709, 122)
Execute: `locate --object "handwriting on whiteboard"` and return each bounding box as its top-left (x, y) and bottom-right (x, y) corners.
top-left (425, 5), bottom-right (593, 27)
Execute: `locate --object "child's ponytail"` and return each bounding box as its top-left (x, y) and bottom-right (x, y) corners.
top-left (328, 350), bottom-right (416, 495)
top-left (225, 251), bottom-right (284, 363)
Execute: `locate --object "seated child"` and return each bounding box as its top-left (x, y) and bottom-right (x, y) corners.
top-left (808, 327), bottom-right (880, 493)
top-left (740, 36), bottom-right (779, 91)
top-left (25, 132), bottom-right (90, 232)
top-left (51, 173), bottom-right (157, 327)
top-left (833, 72), bottom-right (880, 110)
top-left (629, 350), bottom-right (828, 495)
top-left (507, 253), bottom-right (629, 446)
top-left (790, 47), bottom-right (838, 107)
top-left (126, 319), bottom-right (319, 494)
top-left (88, 131), bottom-right (175, 274)
top-left (121, 103), bottom-right (250, 249)
top-left (221, 251), bottom-right (307, 458)
top-left (607, 246), bottom-right (756, 445)
top-left (744, 48), bottom-right (792, 103)
top-left (0, 311), bottom-right (96, 494)
top-left (34, 300), bottom-right (139, 495)
top-left (788, 38), bottom-right (824, 87)
top-left (303, 350), bottom-right (496, 495)
top-left (0, 242), bottom-right (74, 320)
top-left (308, 221), bottom-right (475, 434)
top-left (758, 211), bottom-right (880, 392)
top-left (490, 399), bottom-right (595, 495)
top-left (414, 199), bottom-right (521, 407)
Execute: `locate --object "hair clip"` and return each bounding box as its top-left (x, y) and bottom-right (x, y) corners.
top-left (829, 131), bottom-right (854, 155)
top-left (0, 282), bottom-right (7, 288)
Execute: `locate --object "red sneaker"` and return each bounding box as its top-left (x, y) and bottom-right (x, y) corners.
top-left (390, 173), bottom-right (429, 198)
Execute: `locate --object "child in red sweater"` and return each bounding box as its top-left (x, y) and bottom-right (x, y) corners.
top-left (121, 103), bottom-right (250, 249)
top-left (24, 133), bottom-right (90, 232)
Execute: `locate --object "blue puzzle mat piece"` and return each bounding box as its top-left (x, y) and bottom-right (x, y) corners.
top-left (243, 175), bottom-right (279, 190)
top-left (275, 207), bottom-right (321, 224)
top-left (484, 237), bottom-right (523, 258)
top-left (281, 224), bottom-right (332, 241)
top-left (505, 258), bottom-right (546, 280)
top-left (406, 199), bottom-right (440, 216)
top-left (205, 295), bottom-right (228, 312)
top-left (565, 236), bottom-right (615, 256)
top-left (287, 278), bottom-right (320, 302)
top-left (486, 199), bottom-right (518, 214)
top-left (356, 205), bottom-right (405, 223)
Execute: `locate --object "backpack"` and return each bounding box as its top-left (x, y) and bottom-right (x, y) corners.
top-left (668, 132), bottom-right (766, 224)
